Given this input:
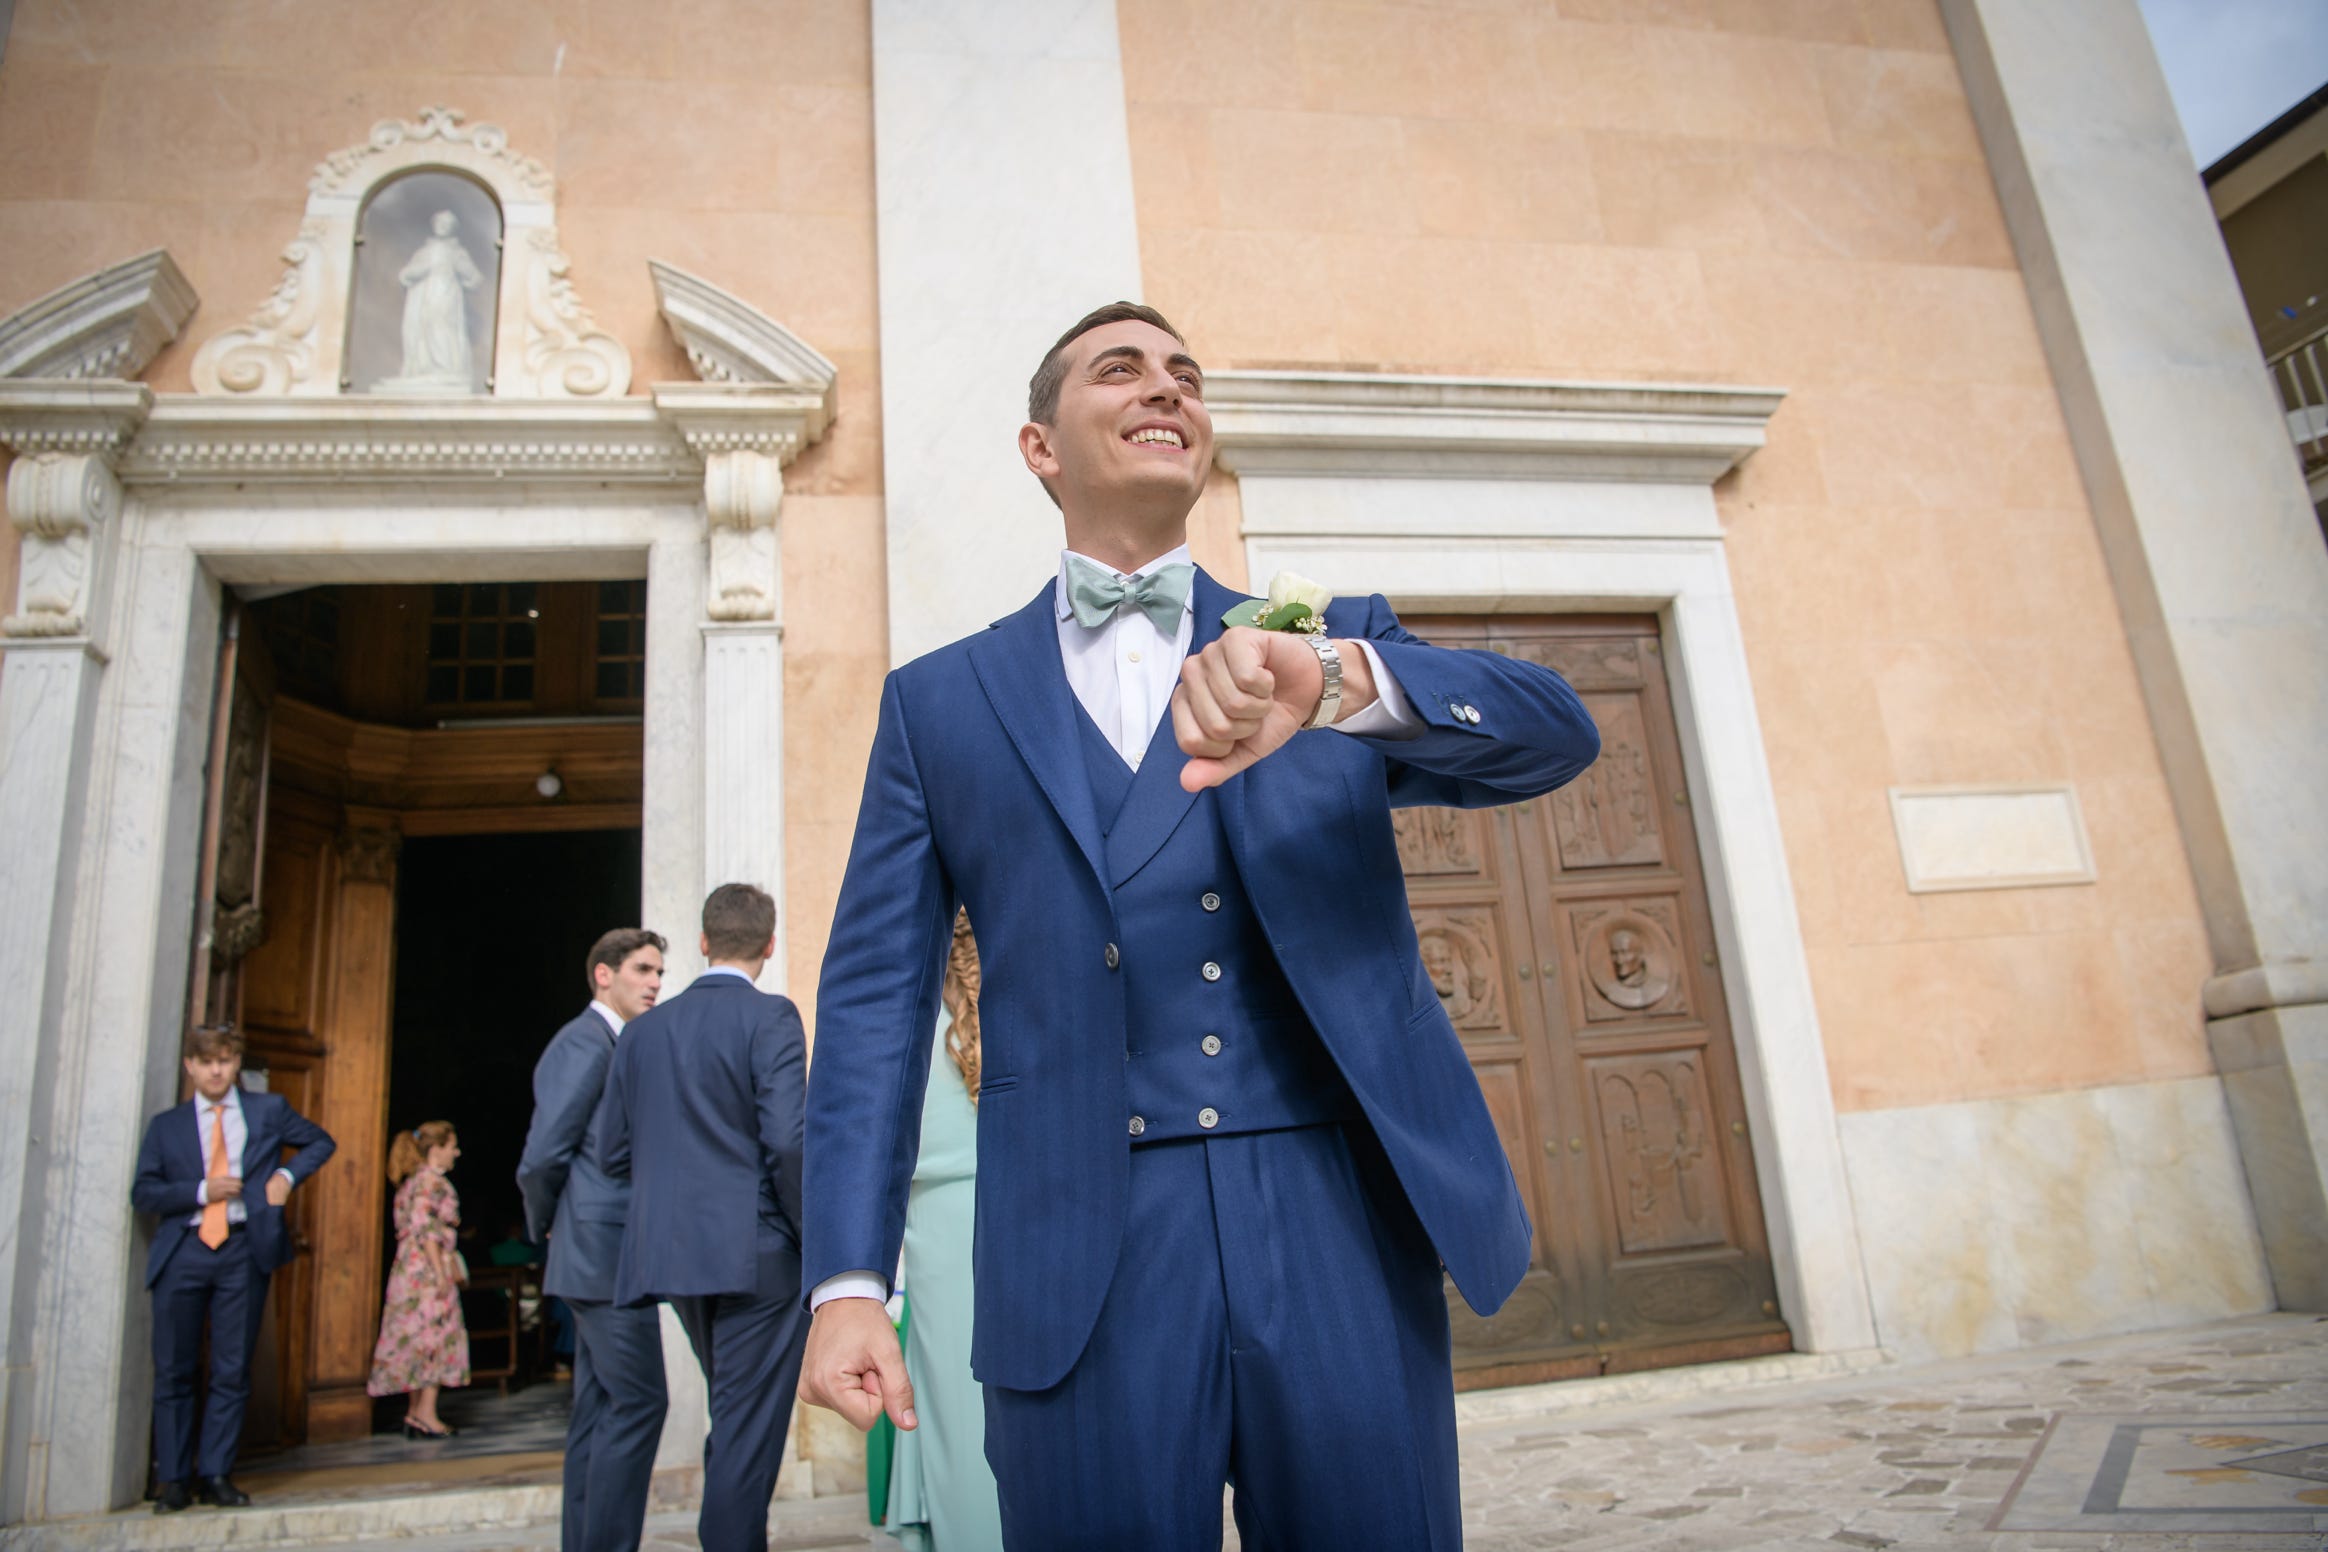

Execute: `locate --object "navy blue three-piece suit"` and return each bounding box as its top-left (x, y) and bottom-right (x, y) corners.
top-left (806, 570), bottom-right (1600, 1549)
top-left (131, 1088), bottom-right (335, 1487)
top-left (594, 970), bottom-right (809, 1552)
top-left (518, 1006), bottom-right (669, 1552)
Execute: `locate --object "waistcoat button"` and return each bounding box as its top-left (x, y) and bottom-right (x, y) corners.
top-left (1200, 1034), bottom-right (1222, 1056)
top-left (1128, 1116), bottom-right (1146, 1137)
top-left (1104, 942), bottom-right (1120, 970)
top-left (1201, 891), bottom-right (1221, 912)
top-left (1198, 1107), bottom-right (1219, 1129)
top-left (1201, 961), bottom-right (1222, 981)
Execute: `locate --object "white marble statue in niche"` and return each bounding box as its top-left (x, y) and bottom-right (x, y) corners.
top-left (346, 169), bottom-right (501, 395)
top-left (380, 211), bottom-right (483, 391)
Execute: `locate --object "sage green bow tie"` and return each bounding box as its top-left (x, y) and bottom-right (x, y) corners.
top-left (1065, 555), bottom-right (1195, 634)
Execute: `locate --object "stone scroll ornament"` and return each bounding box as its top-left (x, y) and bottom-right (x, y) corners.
top-left (190, 220), bottom-right (329, 396)
top-left (518, 229), bottom-right (631, 398)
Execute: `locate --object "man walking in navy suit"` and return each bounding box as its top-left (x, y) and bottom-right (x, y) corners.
top-left (595, 885), bottom-right (807, 1552)
top-left (518, 927), bottom-right (670, 1552)
top-left (132, 1024), bottom-right (335, 1512)
top-left (799, 302), bottom-right (1602, 1548)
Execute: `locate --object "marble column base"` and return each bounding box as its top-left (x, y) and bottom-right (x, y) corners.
top-left (2211, 1000), bottom-right (2328, 1310)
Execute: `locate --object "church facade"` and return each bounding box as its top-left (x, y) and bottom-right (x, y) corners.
top-left (0, 0), bottom-right (2321, 1522)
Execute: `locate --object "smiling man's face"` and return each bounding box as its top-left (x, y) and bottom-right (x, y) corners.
top-left (1024, 317), bottom-right (1213, 532)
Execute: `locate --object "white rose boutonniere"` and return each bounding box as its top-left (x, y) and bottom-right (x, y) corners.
top-left (1222, 570), bottom-right (1333, 635)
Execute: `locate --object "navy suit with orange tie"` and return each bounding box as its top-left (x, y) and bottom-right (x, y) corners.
top-left (132, 1086), bottom-right (334, 1488)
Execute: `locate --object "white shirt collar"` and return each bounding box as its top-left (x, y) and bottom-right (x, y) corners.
top-left (200, 1087), bottom-right (242, 1116)
top-left (1054, 544), bottom-right (1195, 625)
top-left (588, 999), bottom-right (625, 1037)
top-left (699, 965), bottom-right (756, 983)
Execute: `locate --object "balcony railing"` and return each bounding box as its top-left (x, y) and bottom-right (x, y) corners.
top-left (2264, 304), bottom-right (2328, 476)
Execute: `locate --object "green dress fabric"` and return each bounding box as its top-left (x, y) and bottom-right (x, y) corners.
top-left (883, 1016), bottom-right (1004, 1550)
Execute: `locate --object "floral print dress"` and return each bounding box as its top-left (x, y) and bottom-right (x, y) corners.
top-left (366, 1167), bottom-right (470, 1395)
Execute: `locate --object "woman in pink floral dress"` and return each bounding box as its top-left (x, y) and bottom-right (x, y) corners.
top-left (367, 1120), bottom-right (469, 1436)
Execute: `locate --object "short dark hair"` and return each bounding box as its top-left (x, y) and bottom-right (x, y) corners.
top-left (585, 927), bottom-right (666, 995)
top-left (702, 883), bottom-right (776, 961)
top-left (184, 1024), bottom-right (245, 1061)
top-left (1026, 301), bottom-right (1188, 425)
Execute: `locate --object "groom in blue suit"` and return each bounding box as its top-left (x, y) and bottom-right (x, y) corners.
top-left (800, 302), bottom-right (1601, 1549)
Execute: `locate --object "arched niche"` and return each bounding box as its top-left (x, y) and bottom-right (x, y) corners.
top-left (347, 168), bottom-right (502, 396)
top-left (192, 107), bottom-right (629, 399)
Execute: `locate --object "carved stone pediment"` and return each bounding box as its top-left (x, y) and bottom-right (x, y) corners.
top-left (0, 251), bottom-right (198, 383)
top-left (190, 107), bottom-right (629, 401)
top-left (650, 260), bottom-right (838, 393)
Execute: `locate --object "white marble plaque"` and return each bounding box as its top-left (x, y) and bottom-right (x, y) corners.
top-left (1888, 783), bottom-right (2095, 893)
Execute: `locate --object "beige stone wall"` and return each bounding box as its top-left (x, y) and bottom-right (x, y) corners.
top-left (0, 0), bottom-right (888, 1032)
top-left (1119, 0), bottom-right (2214, 1115)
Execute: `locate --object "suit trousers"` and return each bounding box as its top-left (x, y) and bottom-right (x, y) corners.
top-left (983, 1123), bottom-right (1462, 1552)
top-left (150, 1228), bottom-right (262, 1484)
top-left (563, 1299), bottom-right (669, 1552)
top-left (670, 1236), bottom-right (810, 1552)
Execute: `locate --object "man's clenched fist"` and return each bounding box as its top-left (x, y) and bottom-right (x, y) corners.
top-left (1172, 627), bottom-right (1377, 791)
top-left (798, 1297), bottom-right (918, 1433)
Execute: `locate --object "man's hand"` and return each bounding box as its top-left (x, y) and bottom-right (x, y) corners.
top-left (205, 1172), bottom-right (244, 1202)
top-left (264, 1173), bottom-right (292, 1208)
top-left (1173, 628), bottom-right (1378, 791)
top-left (798, 1296), bottom-right (917, 1433)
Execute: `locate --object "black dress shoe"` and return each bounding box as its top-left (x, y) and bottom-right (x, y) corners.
top-left (151, 1480), bottom-right (192, 1513)
top-left (196, 1475), bottom-right (251, 1507)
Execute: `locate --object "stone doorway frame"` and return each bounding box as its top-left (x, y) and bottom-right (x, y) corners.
top-left (0, 252), bottom-right (833, 1519)
top-left (1210, 370), bottom-right (1881, 1363)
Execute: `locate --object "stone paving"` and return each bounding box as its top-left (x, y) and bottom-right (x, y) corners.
top-left (197, 1313), bottom-right (2328, 1550)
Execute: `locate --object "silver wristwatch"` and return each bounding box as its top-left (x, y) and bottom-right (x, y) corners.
top-left (1301, 635), bottom-right (1344, 730)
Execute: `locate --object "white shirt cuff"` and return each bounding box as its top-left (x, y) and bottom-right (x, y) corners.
top-left (275, 1168), bottom-right (295, 1188)
top-left (810, 1270), bottom-right (890, 1309)
top-left (195, 1180), bottom-right (208, 1205)
top-left (1329, 639), bottom-right (1421, 740)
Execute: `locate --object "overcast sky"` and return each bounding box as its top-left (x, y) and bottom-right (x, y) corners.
top-left (2137, 0), bottom-right (2328, 169)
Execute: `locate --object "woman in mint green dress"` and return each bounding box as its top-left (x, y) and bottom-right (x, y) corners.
top-left (884, 912), bottom-right (1004, 1551)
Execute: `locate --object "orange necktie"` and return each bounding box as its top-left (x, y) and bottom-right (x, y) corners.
top-left (198, 1104), bottom-right (230, 1250)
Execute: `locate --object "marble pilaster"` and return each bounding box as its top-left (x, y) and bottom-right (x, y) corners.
top-left (1943, 0), bottom-right (2328, 1307)
top-left (872, 0), bottom-right (1145, 664)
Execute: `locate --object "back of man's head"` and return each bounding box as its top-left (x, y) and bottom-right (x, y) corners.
top-left (702, 882), bottom-right (776, 962)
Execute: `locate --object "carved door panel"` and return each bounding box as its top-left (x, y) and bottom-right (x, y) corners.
top-left (1406, 617), bottom-right (1790, 1385)
top-left (1398, 803), bottom-right (1599, 1382)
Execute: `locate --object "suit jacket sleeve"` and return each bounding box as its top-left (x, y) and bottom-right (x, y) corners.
top-left (754, 996), bottom-right (809, 1240)
top-left (130, 1113), bottom-right (199, 1218)
top-left (517, 1027), bottom-right (606, 1243)
top-left (592, 1037), bottom-right (634, 1183)
top-left (273, 1099), bottom-right (337, 1183)
top-left (802, 672), bottom-right (955, 1299)
top-left (1346, 595), bottom-right (1602, 807)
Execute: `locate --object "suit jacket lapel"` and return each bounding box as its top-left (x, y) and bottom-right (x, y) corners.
top-left (969, 585), bottom-right (1108, 888)
top-left (1103, 569), bottom-right (1244, 886)
top-left (178, 1099), bottom-right (204, 1181)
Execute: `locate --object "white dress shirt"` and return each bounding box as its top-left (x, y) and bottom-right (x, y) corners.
top-left (187, 1087), bottom-right (294, 1227)
top-left (589, 999), bottom-right (626, 1037)
top-left (811, 549), bottom-right (1422, 1310)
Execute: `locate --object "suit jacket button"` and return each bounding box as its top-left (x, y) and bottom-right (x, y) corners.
top-left (1201, 1035), bottom-right (1222, 1056)
top-left (1198, 1107), bottom-right (1219, 1130)
top-left (1128, 1115), bottom-right (1146, 1137)
top-left (1201, 891), bottom-right (1221, 912)
top-left (1104, 943), bottom-right (1120, 970)
top-left (1201, 961), bottom-right (1222, 982)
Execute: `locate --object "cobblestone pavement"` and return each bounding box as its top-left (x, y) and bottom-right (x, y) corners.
top-left (297, 1313), bottom-right (2326, 1551)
